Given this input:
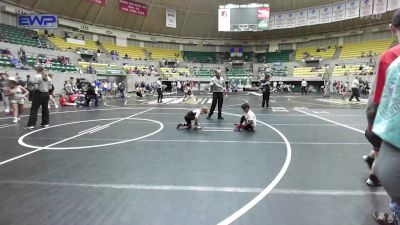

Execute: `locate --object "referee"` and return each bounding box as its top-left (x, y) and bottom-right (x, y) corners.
top-left (260, 74), bottom-right (271, 108)
top-left (207, 72), bottom-right (225, 120)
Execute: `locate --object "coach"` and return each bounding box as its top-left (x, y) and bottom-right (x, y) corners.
top-left (207, 71), bottom-right (225, 120)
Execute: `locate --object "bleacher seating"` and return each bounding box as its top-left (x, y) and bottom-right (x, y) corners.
top-left (272, 67), bottom-right (288, 76)
top-left (194, 69), bottom-right (212, 77)
top-left (48, 36), bottom-right (98, 51)
top-left (26, 56), bottom-right (77, 72)
top-left (332, 64), bottom-right (374, 76)
top-left (0, 56), bottom-right (13, 68)
top-left (226, 69), bottom-right (250, 79)
top-left (339, 39), bottom-right (393, 59)
top-left (293, 67), bottom-right (328, 77)
top-left (242, 52), bottom-right (253, 62)
top-left (160, 67), bottom-right (190, 77)
top-left (295, 47), bottom-right (336, 61)
top-left (147, 48), bottom-right (183, 60)
top-left (102, 43), bottom-right (146, 60)
top-left (0, 24), bottom-right (48, 48)
top-left (184, 51), bottom-right (217, 63)
top-left (78, 62), bottom-right (125, 75)
top-left (256, 50), bottom-right (292, 63)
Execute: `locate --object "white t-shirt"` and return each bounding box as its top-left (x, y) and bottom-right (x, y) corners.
top-left (245, 110), bottom-right (257, 127)
top-left (193, 109), bottom-right (201, 119)
top-left (351, 79), bottom-right (360, 89)
top-left (301, 80), bottom-right (308, 87)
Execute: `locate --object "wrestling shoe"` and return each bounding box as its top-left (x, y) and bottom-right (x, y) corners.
top-left (363, 155), bottom-right (374, 169)
top-left (373, 211), bottom-right (398, 225)
top-left (366, 174), bottom-right (381, 186)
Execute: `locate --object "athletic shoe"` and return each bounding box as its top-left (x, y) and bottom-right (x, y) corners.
top-left (218, 117), bottom-right (224, 120)
top-left (41, 124), bottom-right (50, 128)
top-left (48, 105), bottom-right (51, 109)
top-left (55, 104), bottom-right (59, 109)
top-left (4, 109), bottom-right (9, 114)
top-left (363, 155), bottom-right (374, 169)
top-left (12, 118), bottom-right (18, 123)
top-left (234, 127), bottom-right (241, 132)
top-left (176, 123), bottom-right (183, 130)
top-left (24, 126), bottom-right (34, 129)
top-left (366, 174), bottom-right (381, 186)
top-left (206, 116), bottom-right (211, 119)
top-left (17, 117), bottom-right (21, 121)
top-left (193, 125), bottom-right (202, 130)
top-left (373, 211), bottom-right (397, 225)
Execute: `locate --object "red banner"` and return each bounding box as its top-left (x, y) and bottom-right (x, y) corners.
top-left (89, 0), bottom-right (106, 6)
top-left (257, 7), bottom-right (270, 19)
top-left (119, 0), bottom-right (148, 17)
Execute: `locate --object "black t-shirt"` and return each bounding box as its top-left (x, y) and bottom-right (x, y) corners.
top-left (260, 79), bottom-right (271, 93)
top-left (86, 87), bottom-right (96, 96)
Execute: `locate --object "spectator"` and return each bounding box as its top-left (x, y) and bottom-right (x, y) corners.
top-left (366, 9), bottom-right (400, 225)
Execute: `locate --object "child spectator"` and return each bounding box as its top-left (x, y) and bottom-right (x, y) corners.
top-left (234, 103), bottom-right (257, 132)
top-left (177, 106), bottom-right (208, 130)
top-left (59, 95), bottom-right (77, 107)
top-left (5, 77), bottom-right (28, 123)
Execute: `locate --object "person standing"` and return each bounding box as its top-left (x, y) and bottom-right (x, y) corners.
top-left (366, 10), bottom-right (400, 224)
top-left (349, 77), bottom-right (360, 102)
top-left (47, 74), bottom-right (58, 109)
top-left (5, 77), bottom-right (29, 123)
top-left (207, 72), bottom-right (225, 120)
top-left (260, 74), bottom-right (271, 108)
top-left (301, 79), bottom-right (308, 95)
top-left (25, 66), bottom-right (51, 129)
top-left (0, 73), bottom-right (10, 114)
top-left (156, 78), bottom-right (163, 103)
top-left (26, 75), bottom-right (34, 101)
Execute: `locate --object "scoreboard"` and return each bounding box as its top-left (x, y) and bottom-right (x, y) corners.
top-left (218, 4), bottom-right (270, 32)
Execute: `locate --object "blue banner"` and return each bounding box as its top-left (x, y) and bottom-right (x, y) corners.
top-left (17, 14), bottom-right (58, 29)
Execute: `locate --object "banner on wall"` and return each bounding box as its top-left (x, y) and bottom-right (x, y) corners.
top-left (275, 13), bottom-right (287, 29)
top-left (332, 1), bottom-right (346, 22)
top-left (88, 0), bottom-right (106, 6)
top-left (346, 0), bottom-right (360, 19)
top-left (296, 9), bottom-right (307, 27)
top-left (166, 9), bottom-right (176, 28)
top-left (257, 7), bottom-right (270, 30)
top-left (387, 0), bottom-right (400, 11)
top-left (17, 14), bottom-right (58, 29)
top-left (268, 13), bottom-right (275, 30)
top-left (373, 0), bottom-right (388, 14)
top-left (360, 0), bottom-right (373, 17)
top-left (286, 10), bottom-right (296, 28)
top-left (218, 9), bottom-right (230, 31)
top-left (307, 6), bottom-right (320, 25)
top-left (319, 4), bottom-right (332, 24)
top-left (119, 0), bottom-right (148, 16)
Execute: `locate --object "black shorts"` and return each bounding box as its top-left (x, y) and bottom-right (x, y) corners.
top-left (185, 111), bottom-right (196, 126)
top-left (365, 129), bottom-right (382, 151)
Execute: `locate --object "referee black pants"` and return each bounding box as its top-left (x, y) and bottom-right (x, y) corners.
top-left (209, 92), bottom-right (224, 118)
top-left (27, 91), bottom-right (50, 126)
top-left (262, 91), bottom-right (270, 108)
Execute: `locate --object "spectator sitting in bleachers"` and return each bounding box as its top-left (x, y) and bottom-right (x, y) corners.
top-left (18, 47), bottom-right (27, 64)
top-left (0, 33), bottom-right (8, 42)
top-left (124, 53), bottom-right (129, 59)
